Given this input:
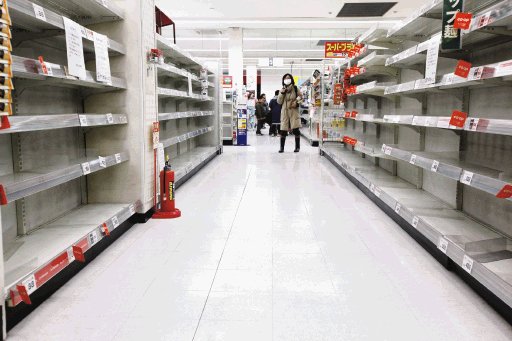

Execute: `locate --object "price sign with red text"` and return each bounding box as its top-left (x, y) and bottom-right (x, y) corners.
top-left (325, 41), bottom-right (361, 58)
top-left (455, 60), bottom-right (472, 78)
top-left (454, 12), bottom-right (473, 30)
top-left (449, 110), bottom-right (468, 128)
top-left (351, 111), bottom-right (358, 118)
top-left (333, 84), bottom-right (343, 105)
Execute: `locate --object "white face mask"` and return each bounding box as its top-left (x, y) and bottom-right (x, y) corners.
top-left (284, 79), bottom-right (292, 85)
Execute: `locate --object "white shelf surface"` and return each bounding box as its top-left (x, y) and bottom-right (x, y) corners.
top-left (171, 146), bottom-right (219, 182)
top-left (0, 152), bottom-right (129, 204)
top-left (13, 55), bottom-right (127, 90)
top-left (357, 51), bottom-right (391, 67)
top-left (321, 144), bottom-right (512, 307)
top-left (0, 114), bottom-right (128, 134)
top-left (10, 0), bottom-right (125, 55)
top-left (156, 34), bottom-right (211, 72)
top-left (157, 88), bottom-right (214, 102)
top-left (158, 111), bottom-right (214, 122)
top-left (31, 0), bottom-right (125, 24)
top-left (385, 145), bottom-right (512, 200)
top-left (349, 81), bottom-right (396, 98)
top-left (5, 202), bottom-right (140, 305)
top-left (387, 0), bottom-right (443, 38)
top-left (160, 126), bottom-right (214, 148)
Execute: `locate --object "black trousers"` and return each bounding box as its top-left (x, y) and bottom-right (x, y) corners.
top-left (256, 119), bottom-right (265, 134)
top-left (269, 124), bottom-right (280, 135)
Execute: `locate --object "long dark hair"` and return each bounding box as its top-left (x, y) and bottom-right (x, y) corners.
top-left (282, 73), bottom-right (295, 86)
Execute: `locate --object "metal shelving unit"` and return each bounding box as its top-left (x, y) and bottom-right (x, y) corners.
top-left (321, 22), bottom-right (512, 321)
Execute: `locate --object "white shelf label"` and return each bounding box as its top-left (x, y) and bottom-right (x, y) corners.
top-left (468, 118), bottom-right (480, 131)
top-left (409, 154), bottom-right (417, 165)
top-left (67, 247), bottom-right (75, 263)
top-left (63, 17), bottom-right (87, 80)
top-left (384, 146), bottom-right (392, 155)
top-left (431, 160), bottom-right (440, 172)
top-left (81, 162), bottom-right (91, 175)
top-left (32, 4), bottom-right (47, 22)
top-left (98, 156), bottom-right (107, 168)
top-left (106, 113), bottom-right (114, 124)
top-left (460, 170), bottom-right (474, 185)
top-left (89, 230), bottom-right (99, 246)
top-left (462, 255), bottom-right (474, 274)
top-left (438, 237), bottom-right (449, 254)
top-left (22, 275), bottom-right (37, 295)
top-left (129, 204), bottom-right (136, 215)
top-left (94, 33), bottom-right (112, 84)
top-left (111, 216), bottom-right (120, 228)
top-left (115, 153), bottom-right (122, 164)
top-left (412, 216), bottom-right (420, 228)
top-left (381, 144), bottom-right (386, 153)
top-left (369, 183), bottom-right (375, 193)
top-left (79, 115), bottom-right (88, 127)
top-left (120, 115), bottom-right (128, 124)
top-left (395, 203), bottom-right (402, 214)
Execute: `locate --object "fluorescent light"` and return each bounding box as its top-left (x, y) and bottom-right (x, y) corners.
top-left (178, 37), bottom-right (354, 41)
top-left (185, 49), bottom-right (325, 52)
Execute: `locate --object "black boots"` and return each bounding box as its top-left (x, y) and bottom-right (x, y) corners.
top-left (279, 136), bottom-right (285, 153)
top-left (294, 137), bottom-right (300, 153)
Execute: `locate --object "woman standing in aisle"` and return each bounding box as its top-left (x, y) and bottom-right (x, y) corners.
top-left (277, 73), bottom-right (303, 153)
top-left (247, 92), bottom-right (256, 130)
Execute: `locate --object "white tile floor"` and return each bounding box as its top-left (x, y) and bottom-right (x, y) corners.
top-left (8, 133), bottom-right (512, 340)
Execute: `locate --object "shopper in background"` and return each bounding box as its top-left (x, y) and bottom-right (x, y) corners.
top-left (255, 94), bottom-right (267, 136)
top-left (247, 92), bottom-right (256, 130)
top-left (277, 74), bottom-right (303, 153)
top-left (269, 90), bottom-right (282, 137)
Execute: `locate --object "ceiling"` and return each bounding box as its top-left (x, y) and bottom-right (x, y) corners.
top-left (156, 0), bottom-right (421, 71)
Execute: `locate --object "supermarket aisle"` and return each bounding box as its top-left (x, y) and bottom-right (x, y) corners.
top-left (8, 134), bottom-right (512, 341)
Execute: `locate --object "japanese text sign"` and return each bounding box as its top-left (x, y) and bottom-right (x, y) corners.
top-left (453, 12), bottom-right (472, 30)
top-left (442, 0), bottom-right (464, 51)
top-left (325, 41), bottom-right (360, 58)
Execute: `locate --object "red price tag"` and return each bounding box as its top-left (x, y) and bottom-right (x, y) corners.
top-left (496, 184), bottom-right (512, 199)
top-left (102, 222), bottom-right (110, 236)
top-left (449, 110), bottom-right (468, 128)
top-left (351, 111), bottom-right (358, 118)
top-left (38, 56), bottom-right (49, 75)
top-left (453, 12), bottom-right (473, 30)
top-left (72, 238), bottom-right (89, 263)
top-left (34, 252), bottom-right (70, 288)
top-left (16, 285), bottom-right (32, 305)
top-left (0, 184), bottom-right (7, 205)
top-left (455, 60), bottom-right (472, 78)
top-left (345, 112), bottom-right (351, 118)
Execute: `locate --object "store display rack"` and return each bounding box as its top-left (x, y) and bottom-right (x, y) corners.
top-left (221, 99), bottom-right (235, 144)
top-left (321, 4), bottom-right (512, 322)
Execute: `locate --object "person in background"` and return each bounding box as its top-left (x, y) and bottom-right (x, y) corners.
top-left (247, 92), bottom-right (256, 130)
top-left (255, 94), bottom-right (267, 136)
top-left (277, 74), bottom-right (303, 153)
top-left (269, 90), bottom-right (282, 137)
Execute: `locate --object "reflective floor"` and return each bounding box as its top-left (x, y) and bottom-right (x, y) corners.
top-left (8, 132), bottom-right (512, 340)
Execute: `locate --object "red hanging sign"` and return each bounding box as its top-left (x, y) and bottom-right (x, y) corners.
top-left (0, 184), bottom-right (7, 205)
top-left (454, 60), bottom-right (472, 78)
top-left (453, 12), bottom-right (473, 30)
top-left (16, 285), bottom-right (32, 305)
top-left (345, 112), bottom-right (351, 118)
top-left (449, 110), bottom-right (468, 128)
top-left (324, 41), bottom-right (360, 58)
top-left (496, 184), bottom-right (512, 199)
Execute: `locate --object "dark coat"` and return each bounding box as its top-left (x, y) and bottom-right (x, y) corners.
top-left (269, 97), bottom-right (282, 124)
top-left (255, 102), bottom-right (266, 120)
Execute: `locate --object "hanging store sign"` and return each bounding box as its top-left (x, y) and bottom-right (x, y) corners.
top-left (324, 41), bottom-right (360, 58)
top-left (222, 75), bottom-right (233, 88)
top-left (449, 110), bottom-right (468, 128)
top-left (453, 12), bottom-right (472, 30)
top-left (441, 0), bottom-right (464, 51)
top-left (454, 60), bottom-right (472, 78)
top-left (63, 17), bottom-right (86, 80)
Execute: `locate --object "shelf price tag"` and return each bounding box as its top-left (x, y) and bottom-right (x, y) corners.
top-left (384, 146), bottom-right (392, 155)
top-left (16, 285), bottom-right (32, 305)
top-left (453, 12), bottom-right (472, 30)
top-left (73, 238), bottom-right (89, 263)
top-left (449, 110), bottom-right (468, 128)
top-left (81, 162), bottom-right (91, 175)
top-left (454, 60), bottom-right (472, 78)
top-left (115, 153), bottom-right (122, 164)
top-left (111, 216), bottom-right (120, 229)
top-left (431, 160), bottom-right (440, 172)
top-left (462, 255), bottom-right (474, 274)
top-left (460, 170), bottom-right (474, 185)
top-left (79, 115), bottom-right (88, 127)
top-left (89, 231), bottom-right (99, 246)
top-left (22, 275), bottom-right (37, 295)
top-left (496, 184), bottom-right (512, 199)
top-left (106, 113), bottom-right (114, 124)
top-left (32, 3), bottom-right (47, 22)
top-left (412, 216), bottom-right (420, 228)
top-left (409, 154), bottom-right (417, 165)
top-left (467, 118), bottom-right (480, 131)
top-left (394, 203), bottom-right (402, 214)
top-left (438, 237), bottom-right (449, 254)
top-left (102, 223), bottom-right (110, 236)
top-left (98, 156), bottom-right (107, 168)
